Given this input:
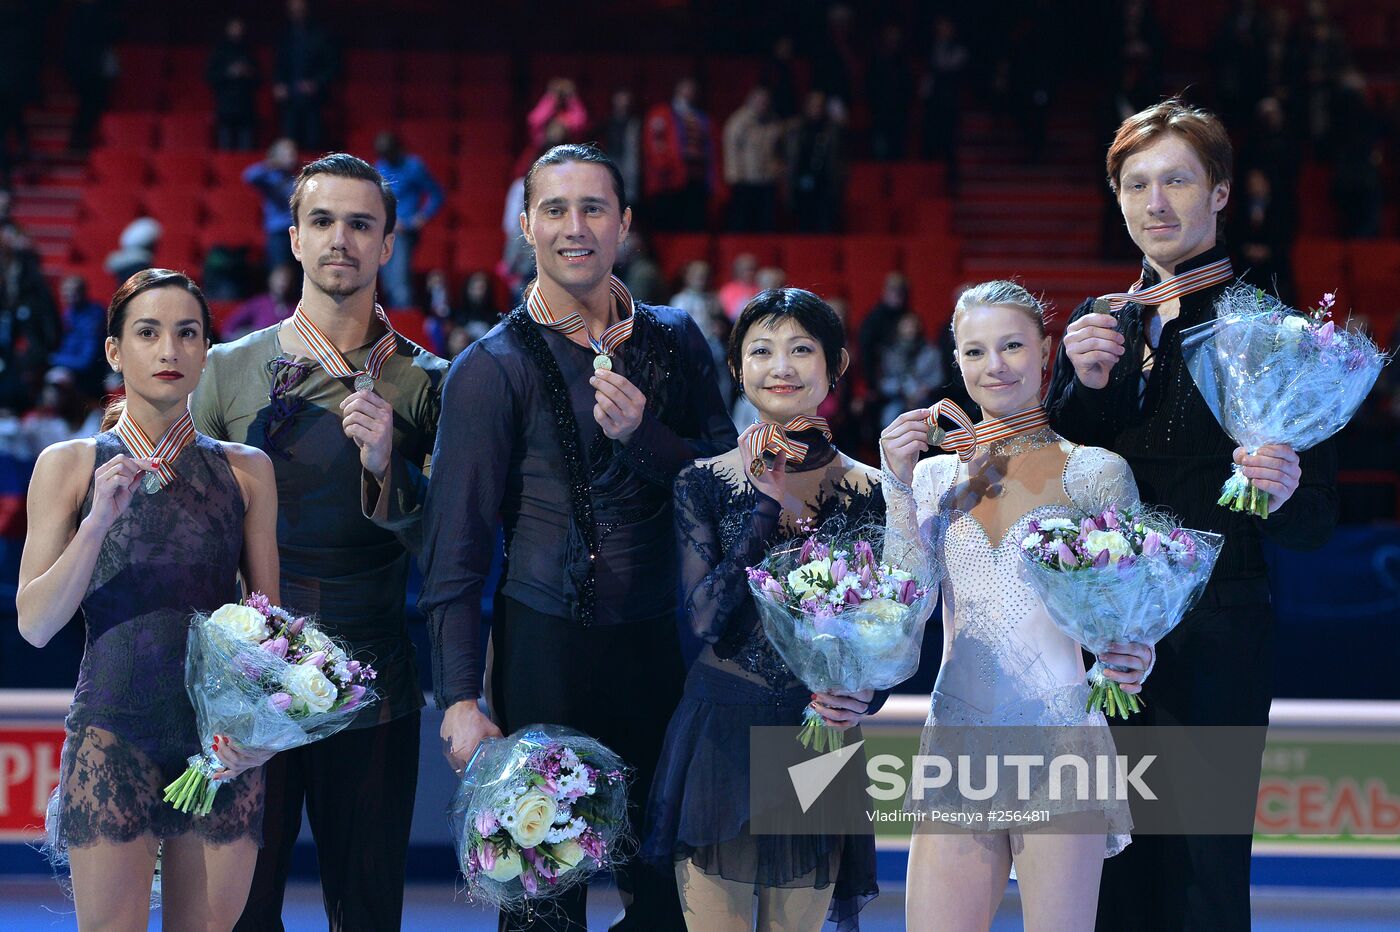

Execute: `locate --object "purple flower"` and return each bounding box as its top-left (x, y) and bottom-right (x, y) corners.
top-left (1102, 508), bottom-right (1119, 530)
top-left (260, 635), bottom-right (289, 659)
top-left (520, 866), bottom-right (538, 895)
top-left (1320, 292), bottom-right (1336, 311)
top-left (853, 540), bottom-right (876, 567)
top-left (267, 692), bottom-right (292, 713)
top-left (843, 587), bottom-right (863, 606)
top-left (1142, 531), bottom-right (1161, 557)
top-left (746, 566), bottom-right (769, 584)
top-left (1080, 517), bottom-right (1099, 539)
top-left (345, 660), bottom-right (362, 679)
top-left (579, 830), bottom-right (606, 859)
top-left (1028, 519), bottom-right (1041, 534)
top-left (761, 577), bottom-right (785, 600)
top-left (1092, 549), bottom-right (1111, 569)
top-left (477, 843), bottom-right (496, 872)
top-left (1116, 554), bottom-right (1137, 570)
top-left (300, 650), bottom-right (327, 668)
top-left (898, 578), bottom-right (919, 604)
top-left (1056, 541), bottom-right (1078, 568)
top-left (1315, 320), bottom-right (1336, 346)
top-left (799, 538), bottom-right (816, 563)
top-left (245, 592), bottom-right (273, 617)
top-left (286, 617), bottom-right (305, 638)
top-left (341, 684), bottom-right (366, 710)
top-left (475, 809), bottom-right (499, 837)
top-left (830, 557), bottom-right (848, 581)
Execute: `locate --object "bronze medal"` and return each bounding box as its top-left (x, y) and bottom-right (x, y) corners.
top-left (353, 373), bottom-right (375, 394)
top-left (749, 456), bottom-right (766, 479)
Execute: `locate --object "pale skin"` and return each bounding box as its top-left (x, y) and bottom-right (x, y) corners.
top-left (282, 174), bottom-right (399, 485)
top-left (884, 303), bottom-right (1150, 931)
top-left (1060, 133), bottom-right (1303, 513)
top-left (15, 287), bottom-right (280, 931)
top-left (441, 160), bottom-right (647, 770)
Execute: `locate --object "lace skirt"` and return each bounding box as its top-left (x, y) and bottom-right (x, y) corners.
top-left (643, 661), bottom-right (877, 930)
top-left (908, 684), bottom-right (1132, 858)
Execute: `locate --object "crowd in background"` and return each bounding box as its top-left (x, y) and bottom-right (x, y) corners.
top-left (0, 0), bottom-right (1397, 514)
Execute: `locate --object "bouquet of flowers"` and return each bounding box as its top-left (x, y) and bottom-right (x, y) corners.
top-left (163, 593), bottom-right (378, 815)
top-left (1181, 287), bottom-right (1388, 517)
top-left (1019, 505), bottom-right (1222, 718)
top-left (449, 726), bottom-right (631, 911)
top-left (747, 519), bottom-right (937, 751)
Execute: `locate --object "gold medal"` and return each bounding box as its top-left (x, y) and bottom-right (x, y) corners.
top-left (592, 354), bottom-right (612, 372)
top-left (749, 456), bottom-right (766, 479)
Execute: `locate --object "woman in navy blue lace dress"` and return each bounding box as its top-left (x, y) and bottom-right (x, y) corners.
top-left (644, 289), bottom-right (884, 931)
top-left (17, 269), bottom-right (280, 931)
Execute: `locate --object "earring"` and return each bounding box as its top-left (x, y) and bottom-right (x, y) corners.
top-left (828, 377), bottom-right (838, 391)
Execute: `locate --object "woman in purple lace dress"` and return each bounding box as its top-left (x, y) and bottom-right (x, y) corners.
top-left (17, 269), bottom-right (279, 930)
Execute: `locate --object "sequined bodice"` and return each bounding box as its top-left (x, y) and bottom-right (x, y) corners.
top-left (675, 445), bottom-right (884, 691)
top-left (884, 437), bottom-right (1140, 724)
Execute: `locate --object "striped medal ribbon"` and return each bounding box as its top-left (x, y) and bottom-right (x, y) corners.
top-left (290, 302), bottom-right (398, 394)
top-left (526, 276), bottom-right (636, 371)
top-left (748, 415), bottom-right (833, 478)
top-left (113, 407), bottom-right (197, 493)
top-left (925, 401), bottom-right (1049, 462)
top-left (1095, 257), bottom-right (1234, 314)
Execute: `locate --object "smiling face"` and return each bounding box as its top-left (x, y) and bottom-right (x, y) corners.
top-left (1117, 133), bottom-right (1229, 276)
top-left (290, 175), bottom-right (392, 299)
top-left (954, 304), bottom-right (1051, 418)
top-left (521, 161), bottom-right (631, 297)
top-left (105, 287), bottom-right (209, 404)
top-left (739, 316), bottom-right (834, 422)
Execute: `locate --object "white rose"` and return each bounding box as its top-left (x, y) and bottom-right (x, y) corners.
top-left (787, 558), bottom-right (832, 598)
top-left (284, 663), bottom-right (337, 714)
top-left (1281, 314), bottom-right (1310, 332)
top-left (301, 627), bottom-right (332, 653)
top-left (549, 838), bottom-right (588, 874)
top-left (1038, 518), bottom-right (1078, 532)
top-left (208, 603), bottom-right (270, 643)
top-left (507, 790), bottom-right (558, 849)
top-left (484, 847), bottom-right (523, 882)
top-left (1083, 529), bottom-right (1133, 564)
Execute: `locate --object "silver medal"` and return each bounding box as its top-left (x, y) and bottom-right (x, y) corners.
top-left (926, 424), bottom-right (945, 448)
top-left (141, 471), bottom-right (163, 494)
top-left (592, 354), bottom-right (612, 372)
top-left (354, 373), bottom-right (375, 394)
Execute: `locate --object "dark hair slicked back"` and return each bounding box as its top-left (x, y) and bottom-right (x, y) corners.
top-left (289, 152), bottom-right (398, 235)
top-left (522, 144), bottom-right (629, 218)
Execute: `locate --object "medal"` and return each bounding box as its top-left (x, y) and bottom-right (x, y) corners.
top-left (926, 424), bottom-right (946, 447)
top-left (526, 277), bottom-right (637, 371)
top-left (592, 354), bottom-right (612, 372)
top-left (749, 456), bottom-right (767, 479)
top-left (141, 471), bottom-right (163, 494)
top-left (353, 373), bottom-right (375, 393)
top-left (113, 408), bottom-right (195, 493)
top-left (291, 302), bottom-right (399, 394)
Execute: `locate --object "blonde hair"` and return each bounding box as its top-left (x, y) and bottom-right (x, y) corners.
top-left (950, 280), bottom-right (1048, 339)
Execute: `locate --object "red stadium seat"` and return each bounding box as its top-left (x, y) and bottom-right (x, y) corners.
top-left (81, 185), bottom-right (143, 224)
top-left (397, 118), bottom-right (459, 157)
top-left (651, 234), bottom-right (714, 283)
top-left (400, 84), bottom-right (458, 119)
top-left (454, 230), bottom-right (505, 273)
top-left (88, 148), bottom-right (149, 185)
top-left (343, 81), bottom-right (399, 122)
top-left (779, 236), bottom-right (845, 293)
top-left (344, 49), bottom-right (402, 82)
top-left (151, 151), bottom-right (211, 186)
top-left (99, 113), bottom-right (158, 149)
top-left (715, 235), bottom-right (781, 275)
top-left (460, 54), bottom-right (510, 83)
top-left (209, 151), bottom-right (259, 189)
top-left (1292, 238), bottom-right (1348, 311)
top-left (845, 164), bottom-right (889, 206)
top-left (386, 309), bottom-right (433, 348)
top-left (142, 187), bottom-right (205, 228)
top-left (889, 163), bottom-right (949, 202)
top-left (457, 82), bottom-right (513, 120)
top-left (159, 113), bottom-right (214, 150)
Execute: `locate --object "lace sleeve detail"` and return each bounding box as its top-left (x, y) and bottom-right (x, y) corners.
top-left (674, 462), bottom-right (779, 650)
top-left (1064, 445), bottom-right (1141, 514)
top-left (882, 452), bottom-right (954, 570)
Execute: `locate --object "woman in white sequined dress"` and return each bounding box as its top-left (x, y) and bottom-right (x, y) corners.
top-left (880, 281), bottom-right (1155, 931)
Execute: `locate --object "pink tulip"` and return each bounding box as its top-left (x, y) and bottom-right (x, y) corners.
top-left (800, 538), bottom-right (816, 562)
top-left (830, 558), bottom-right (848, 581)
top-left (844, 587), bottom-right (863, 606)
top-left (260, 636), bottom-right (289, 659)
top-left (1057, 541), bottom-right (1078, 568)
top-left (475, 809), bottom-right (499, 836)
top-left (477, 843), bottom-right (496, 871)
top-left (300, 650), bottom-right (327, 668)
top-left (761, 577), bottom-right (785, 599)
top-left (859, 564), bottom-right (874, 588)
top-left (1142, 531), bottom-right (1161, 557)
top-left (345, 660), bottom-right (361, 678)
top-left (1080, 517), bottom-right (1099, 538)
top-left (1092, 549), bottom-right (1110, 568)
top-left (899, 578), bottom-right (919, 604)
top-left (853, 540), bottom-right (876, 567)
top-left (520, 866), bottom-right (538, 895)
top-left (286, 617), bottom-right (305, 637)
top-left (268, 692), bottom-right (293, 713)
top-left (1102, 509), bottom-right (1119, 530)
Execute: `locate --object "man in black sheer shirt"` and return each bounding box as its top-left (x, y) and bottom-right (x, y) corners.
top-left (419, 144), bottom-right (735, 931)
top-left (1047, 100), bottom-right (1337, 932)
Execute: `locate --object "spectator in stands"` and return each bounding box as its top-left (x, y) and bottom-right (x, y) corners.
top-left (644, 77), bottom-right (717, 232)
top-left (527, 78), bottom-right (588, 147)
top-left (718, 252), bottom-right (760, 321)
top-left (48, 275), bottom-right (109, 398)
top-left (1230, 169), bottom-right (1295, 302)
top-left (602, 88), bottom-right (642, 208)
top-left (208, 17), bottom-right (261, 151)
top-left (0, 223), bottom-right (60, 414)
top-left (18, 366), bottom-right (102, 457)
top-left (723, 86), bottom-right (784, 232)
top-left (273, 0), bottom-right (337, 150)
top-left (63, 0), bottom-right (115, 152)
top-left (787, 91), bottom-right (845, 233)
top-left (1298, 13), bottom-right (1351, 147)
top-left (761, 35), bottom-right (800, 119)
top-left (919, 15), bottom-right (968, 176)
top-left (244, 138), bottom-right (299, 270)
top-left (455, 270), bottom-right (500, 337)
top-left (812, 3), bottom-right (857, 113)
top-left (1330, 69), bottom-right (1383, 240)
top-left (1213, 0), bottom-right (1267, 127)
top-left (867, 23), bottom-right (914, 161)
top-left (615, 233), bottom-right (665, 305)
top-left (0, 3), bottom-right (40, 186)
top-left (1239, 97), bottom-right (1300, 227)
top-left (876, 311), bottom-right (947, 427)
top-left (374, 132), bottom-right (445, 307)
top-left (756, 265), bottom-right (786, 292)
top-left (669, 259), bottom-right (722, 327)
top-left (104, 218), bottom-right (161, 286)
top-left (857, 272), bottom-right (909, 397)
top-left (223, 264), bottom-right (298, 341)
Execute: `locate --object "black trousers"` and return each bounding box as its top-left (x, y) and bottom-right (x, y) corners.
top-left (1096, 591), bottom-right (1274, 932)
top-left (234, 712), bottom-right (420, 932)
top-left (489, 596), bottom-right (687, 932)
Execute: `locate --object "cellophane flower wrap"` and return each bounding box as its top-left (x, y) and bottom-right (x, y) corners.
top-left (746, 517), bottom-right (938, 751)
top-left (1018, 505), bottom-right (1222, 718)
top-left (449, 726), bottom-right (632, 913)
top-left (1181, 287), bottom-right (1387, 517)
top-left (162, 592), bottom-right (378, 815)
